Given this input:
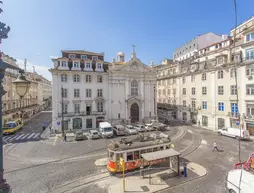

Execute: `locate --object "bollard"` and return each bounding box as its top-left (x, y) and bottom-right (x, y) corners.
top-left (184, 166), bottom-right (187, 177)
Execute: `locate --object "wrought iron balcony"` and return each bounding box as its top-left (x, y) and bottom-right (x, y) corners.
top-left (90, 111), bottom-right (106, 115)
top-left (58, 111), bottom-right (86, 117)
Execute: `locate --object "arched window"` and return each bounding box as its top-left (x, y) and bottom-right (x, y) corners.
top-left (131, 80), bottom-right (138, 96)
top-left (73, 74), bottom-right (80, 82)
top-left (61, 74), bottom-right (67, 82)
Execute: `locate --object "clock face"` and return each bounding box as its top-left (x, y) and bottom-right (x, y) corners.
top-left (190, 65), bottom-right (196, 72)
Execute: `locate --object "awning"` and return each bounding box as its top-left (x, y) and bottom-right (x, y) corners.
top-left (141, 149), bottom-right (180, 161)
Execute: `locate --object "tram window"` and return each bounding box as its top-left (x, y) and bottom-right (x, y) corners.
top-left (147, 148), bottom-right (152, 153)
top-left (127, 152), bottom-right (133, 161)
top-left (116, 153), bottom-right (122, 161)
top-left (166, 145), bottom-right (170, 149)
top-left (134, 151), bottom-right (140, 160)
top-left (140, 149), bottom-right (146, 154)
top-left (109, 151), bottom-right (114, 160)
top-left (160, 146), bottom-right (164, 150)
top-left (153, 147), bottom-right (158, 152)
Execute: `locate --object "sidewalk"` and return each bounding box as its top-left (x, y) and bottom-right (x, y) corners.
top-left (107, 162), bottom-right (207, 193)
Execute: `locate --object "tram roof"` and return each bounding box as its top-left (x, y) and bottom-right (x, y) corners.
top-left (141, 149), bottom-right (180, 161)
top-left (108, 137), bottom-right (171, 151)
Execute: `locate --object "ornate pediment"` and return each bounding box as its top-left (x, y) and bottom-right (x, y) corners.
top-left (126, 95), bottom-right (142, 103)
top-left (94, 97), bottom-right (104, 102)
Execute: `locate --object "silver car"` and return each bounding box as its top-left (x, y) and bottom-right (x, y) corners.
top-left (125, 125), bottom-right (138, 135)
top-left (75, 131), bottom-right (85, 141)
top-left (88, 130), bottom-right (100, 139)
top-left (133, 124), bottom-right (146, 132)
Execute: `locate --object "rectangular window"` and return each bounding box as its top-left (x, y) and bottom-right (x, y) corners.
top-left (202, 73), bottom-right (206, 81)
top-left (218, 118), bottom-right (225, 129)
top-left (218, 86), bottom-right (224, 95)
top-left (230, 85), bottom-right (237, 95)
top-left (191, 101), bottom-right (196, 109)
top-left (92, 56), bottom-right (98, 60)
top-left (61, 74), bottom-right (67, 82)
top-left (86, 75), bottom-right (91, 82)
top-left (97, 102), bottom-right (103, 112)
top-left (218, 70), bottom-right (223, 79)
top-left (173, 78), bottom-right (176, 84)
top-left (167, 89), bottom-right (170, 95)
top-left (183, 88), bottom-right (186, 95)
top-left (202, 116), bottom-right (208, 126)
top-left (74, 104), bottom-right (80, 113)
top-left (173, 89), bottom-right (176, 95)
top-left (97, 89), bottom-right (103, 97)
top-left (69, 54), bottom-right (75, 59)
top-left (183, 100), bottom-right (186, 107)
top-left (163, 89), bottom-right (166, 95)
top-left (86, 62), bottom-right (91, 68)
top-left (81, 55), bottom-right (87, 59)
top-left (61, 61), bottom-right (67, 67)
top-left (63, 104), bottom-right (68, 114)
top-left (62, 88), bottom-right (67, 98)
top-left (246, 48), bottom-right (254, 60)
top-left (202, 101), bottom-right (207, 109)
top-left (191, 87), bottom-right (196, 95)
top-left (73, 61), bottom-right (79, 68)
top-left (202, 87), bottom-right (207, 95)
top-left (86, 119), bottom-right (92, 128)
top-left (74, 89), bottom-right (80, 98)
top-left (218, 102), bottom-right (224, 111)
top-left (86, 89), bottom-right (92, 98)
top-left (246, 84), bottom-right (254, 95)
top-left (230, 69), bottom-right (235, 77)
top-left (246, 33), bottom-right (254, 42)
top-left (97, 63), bottom-right (102, 69)
top-left (191, 75), bottom-right (195, 82)
top-left (231, 103), bottom-right (238, 117)
top-left (246, 105), bottom-right (254, 116)
top-left (73, 75), bottom-right (80, 82)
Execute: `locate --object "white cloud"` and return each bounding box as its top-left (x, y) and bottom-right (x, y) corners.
top-left (16, 59), bottom-right (52, 81)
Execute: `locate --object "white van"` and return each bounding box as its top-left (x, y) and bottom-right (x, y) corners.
top-left (227, 169), bottom-right (254, 193)
top-left (218, 127), bottom-right (250, 140)
top-left (99, 122), bottom-right (113, 138)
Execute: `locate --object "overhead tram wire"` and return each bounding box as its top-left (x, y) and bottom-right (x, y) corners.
top-left (232, 0), bottom-right (243, 191)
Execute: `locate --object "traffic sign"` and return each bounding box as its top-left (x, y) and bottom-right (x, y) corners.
top-left (236, 120), bottom-right (240, 126)
top-left (57, 121), bottom-right (60, 126)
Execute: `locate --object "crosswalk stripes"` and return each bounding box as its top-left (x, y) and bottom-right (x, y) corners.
top-left (3, 132), bottom-right (41, 143)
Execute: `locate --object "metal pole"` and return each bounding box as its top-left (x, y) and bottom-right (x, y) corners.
top-left (154, 86), bottom-right (156, 120)
top-left (61, 86), bottom-right (64, 137)
top-left (0, 68), bottom-right (11, 192)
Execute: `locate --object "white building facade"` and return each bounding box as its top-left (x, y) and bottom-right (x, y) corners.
top-left (156, 16), bottom-right (254, 135)
top-left (50, 49), bottom-right (157, 132)
top-left (108, 50), bottom-right (157, 125)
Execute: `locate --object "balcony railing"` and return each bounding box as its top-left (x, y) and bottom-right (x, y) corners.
top-left (228, 112), bottom-right (239, 118)
top-left (244, 114), bottom-right (254, 120)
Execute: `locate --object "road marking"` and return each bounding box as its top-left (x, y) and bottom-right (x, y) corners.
top-left (53, 136), bottom-right (58, 146)
top-left (15, 134), bottom-right (25, 140)
top-left (27, 133), bottom-right (35, 139)
top-left (3, 136), bottom-right (12, 141)
top-left (33, 133), bottom-right (40, 139)
top-left (9, 135), bottom-right (19, 141)
top-left (201, 140), bottom-right (207, 145)
top-left (187, 129), bottom-right (193, 134)
top-left (21, 133), bottom-right (30, 139)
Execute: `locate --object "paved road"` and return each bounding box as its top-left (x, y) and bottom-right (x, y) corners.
top-left (3, 112), bottom-right (52, 144)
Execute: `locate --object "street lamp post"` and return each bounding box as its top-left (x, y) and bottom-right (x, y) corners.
top-left (12, 71), bottom-right (31, 121)
top-left (61, 86), bottom-right (64, 137)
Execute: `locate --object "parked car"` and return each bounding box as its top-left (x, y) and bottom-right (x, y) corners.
top-left (226, 169), bottom-right (254, 193)
top-left (125, 125), bottom-right (138, 135)
top-left (133, 124), bottom-right (146, 132)
top-left (113, 125), bottom-right (126, 136)
top-left (75, 130), bottom-right (85, 141)
top-left (88, 129), bottom-right (100, 139)
top-left (218, 127), bottom-right (250, 140)
top-left (99, 122), bottom-right (113, 138)
top-left (145, 123), bottom-right (155, 131)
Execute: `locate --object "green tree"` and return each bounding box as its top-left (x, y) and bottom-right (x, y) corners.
top-left (0, 1), bottom-right (11, 44)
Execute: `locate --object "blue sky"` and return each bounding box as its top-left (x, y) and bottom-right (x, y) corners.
top-left (1, 0), bottom-right (253, 80)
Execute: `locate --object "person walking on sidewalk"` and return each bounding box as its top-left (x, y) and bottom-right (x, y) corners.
top-left (212, 141), bottom-right (219, 152)
top-left (64, 133), bottom-right (67, 142)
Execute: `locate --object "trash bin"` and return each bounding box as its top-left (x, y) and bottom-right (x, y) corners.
top-left (183, 162), bottom-right (187, 177)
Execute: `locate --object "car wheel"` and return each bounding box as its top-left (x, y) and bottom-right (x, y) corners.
top-left (229, 189), bottom-right (236, 193)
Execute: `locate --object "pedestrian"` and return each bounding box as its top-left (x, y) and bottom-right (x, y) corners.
top-left (212, 141), bottom-right (219, 152)
top-left (64, 133), bottom-right (67, 142)
top-left (198, 121), bottom-right (201, 127)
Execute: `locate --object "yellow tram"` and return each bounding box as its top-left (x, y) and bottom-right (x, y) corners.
top-left (3, 118), bottom-right (23, 134)
top-left (107, 133), bottom-right (172, 174)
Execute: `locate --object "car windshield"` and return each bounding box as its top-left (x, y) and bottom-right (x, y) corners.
top-left (128, 126), bottom-right (134, 130)
top-left (93, 132), bottom-right (98, 135)
top-left (103, 127), bottom-right (112, 132)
